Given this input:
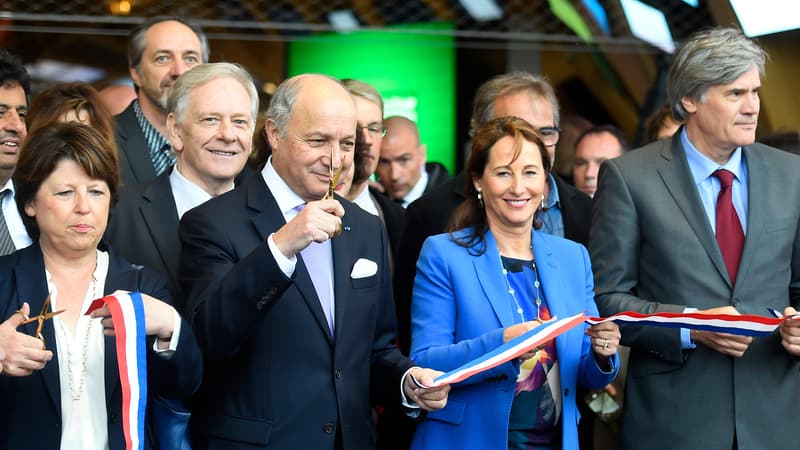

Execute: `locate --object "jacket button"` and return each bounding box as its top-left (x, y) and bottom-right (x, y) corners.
top-left (731, 297), bottom-right (740, 306)
top-left (564, 388), bottom-right (569, 397)
top-left (109, 412), bottom-right (118, 424)
top-left (335, 368), bottom-right (342, 379)
top-left (323, 423), bottom-right (335, 434)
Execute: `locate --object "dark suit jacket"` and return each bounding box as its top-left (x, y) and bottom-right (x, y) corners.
top-left (115, 101), bottom-right (158, 186)
top-left (369, 186), bottom-right (406, 258)
top-left (590, 136), bottom-right (800, 450)
top-left (422, 162), bottom-right (451, 195)
top-left (0, 242), bottom-right (202, 450)
top-left (106, 170), bottom-right (183, 310)
top-left (180, 175), bottom-right (414, 450)
top-left (392, 171), bottom-right (591, 354)
top-left (106, 166), bottom-right (259, 314)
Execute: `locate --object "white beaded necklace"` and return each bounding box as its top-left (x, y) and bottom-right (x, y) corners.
top-left (500, 250), bottom-right (544, 324)
top-left (53, 255), bottom-right (101, 401)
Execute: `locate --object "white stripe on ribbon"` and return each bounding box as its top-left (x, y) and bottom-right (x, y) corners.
top-left (428, 313), bottom-right (587, 387)
top-left (425, 310), bottom-right (785, 387)
top-left (585, 311), bottom-right (784, 337)
top-left (86, 293), bottom-right (148, 450)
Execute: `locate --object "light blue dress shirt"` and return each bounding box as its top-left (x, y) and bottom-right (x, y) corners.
top-left (679, 128), bottom-right (749, 348)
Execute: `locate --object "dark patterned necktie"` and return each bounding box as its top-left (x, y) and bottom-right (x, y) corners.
top-left (0, 189), bottom-right (17, 256)
top-left (152, 143), bottom-right (175, 176)
top-left (712, 169), bottom-right (744, 284)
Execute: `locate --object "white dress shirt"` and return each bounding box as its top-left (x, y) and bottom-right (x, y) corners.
top-left (351, 185), bottom-right (380, 216)
top-left (49, 249), bottom-right (182, 450)
top-left (170, 164), bottom-right (235, 220)
top-left (400, 168), bottom-right (429, 208)
top-left (2, 179), bottom-right (32, 250)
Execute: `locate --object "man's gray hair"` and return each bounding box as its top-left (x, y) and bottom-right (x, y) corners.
top-left (668, 27), bottom-right (767, 122)
top-left (266, 73), bottom-right (345, 137)
top-left (167, 62), bottom-right (259, 126)
top-left (342, 78), bottom-right (384, 115)
top-left (469, 71), bottom-right (560, 137)
top-left (127, 16), bottom-right (210, 70)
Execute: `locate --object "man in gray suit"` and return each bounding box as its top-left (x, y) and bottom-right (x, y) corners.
top-left (107, 62), bottom-right (256, 311)
top-left (591, 27), bottom-right (800, 450)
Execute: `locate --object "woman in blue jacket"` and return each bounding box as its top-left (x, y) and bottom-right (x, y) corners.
top-left (410, 117), bottom-right (619, 450)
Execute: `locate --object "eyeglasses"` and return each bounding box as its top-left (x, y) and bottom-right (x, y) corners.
top-left (357, 122), bottom-right (387, 139)
top-left (538, 126), bottom-right (561, 147)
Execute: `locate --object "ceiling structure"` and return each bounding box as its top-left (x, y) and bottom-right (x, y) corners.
top-left (1, 0), bottom-right (712, 51)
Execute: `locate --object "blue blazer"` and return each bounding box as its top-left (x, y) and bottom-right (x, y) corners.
top-left (410, 229), bottom-right (617, 450)
top-left (0, 242), bottom-right (202, 449)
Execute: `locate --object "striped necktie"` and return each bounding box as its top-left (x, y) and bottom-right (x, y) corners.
top-left (0, 189), bottom-right (17, 255)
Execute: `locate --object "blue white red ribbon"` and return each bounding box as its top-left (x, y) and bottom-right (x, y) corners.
top-left (585, 311), bottom-right (784, 337)
top-left (86, 293), bottom-right (148, 450)
top-left (428, 313), bottom-right (587, 387)
top-left (426, 310), bottom-right (787, 387)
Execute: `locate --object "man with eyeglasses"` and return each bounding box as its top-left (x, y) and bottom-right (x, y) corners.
top-left (340, 78), bottom-right (406, 257)
top-left (377, 116), bottom-right (451, 208)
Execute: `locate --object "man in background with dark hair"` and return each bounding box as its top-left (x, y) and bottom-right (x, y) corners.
top-left (115, 16), bottom-right (209, 184)
top-left (0, 49), bottom-right (50, 377)
top-left (0, 49), bottom-right (32, 255)
top-left (572, 124), bottom-right (629, 197)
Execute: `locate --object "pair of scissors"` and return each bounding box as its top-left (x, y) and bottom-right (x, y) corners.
top-left (17, 295), bottom-right (65, 349)
top-left (323, 146), bottom-right (346, 237)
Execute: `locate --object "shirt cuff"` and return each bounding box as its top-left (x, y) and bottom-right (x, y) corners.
top-left (400, 367), bottom-right (422, 418)
top-left (681, 307), bottom-right (698, 349)
top-left (268, 233), bottom-right (296, 278)
top-left (152, 307), bottom-right (182, 358)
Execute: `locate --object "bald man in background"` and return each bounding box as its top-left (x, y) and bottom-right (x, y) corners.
top-left (377, 116), bottom-right (449, 208)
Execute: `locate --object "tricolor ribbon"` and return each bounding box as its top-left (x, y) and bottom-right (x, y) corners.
top-left (427, 313), bottom-right (587, 387)
top-left (426, 310), bottom-right (787, 387)
top-left (585, 311), bottom-right (784, 337)
top-left (86, 292), bottom-right (148, 450)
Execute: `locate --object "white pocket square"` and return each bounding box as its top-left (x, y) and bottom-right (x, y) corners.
top-left (350, 258), bottom-right (378, 279)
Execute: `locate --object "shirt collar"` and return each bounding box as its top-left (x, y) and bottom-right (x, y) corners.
top-left (2, 178), bottom-right (15, 194)
top-left (169, 164), bottom-right (230, 219)
top-left (680, 127), bottom-right (744, 185)
top-left (132, 99), bottom-right (169, 145)
top-left (261, 157), bottom-right (307, 214)
top-left (402, 169), bottom-right (429, 207)
top-left (544, 172), bottom-right (560, 209)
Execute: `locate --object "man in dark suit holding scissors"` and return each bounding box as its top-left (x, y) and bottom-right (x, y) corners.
top-left (181, 74), bottom-right (449, 450)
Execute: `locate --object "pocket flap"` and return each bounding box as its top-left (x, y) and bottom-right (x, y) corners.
top-left (197, 414), bottom-right (273, 445)
top-left (425, 399), bottom-right (465, 425)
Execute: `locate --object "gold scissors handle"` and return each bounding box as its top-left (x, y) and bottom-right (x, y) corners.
top-left (18, 295), bottom-right (65, 348)
top-left (323, 146), bottom-right (345, 237)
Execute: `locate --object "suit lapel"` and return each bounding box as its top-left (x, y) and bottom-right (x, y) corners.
top-left (474, 231), bottom-right (519, 328)
top-left (139, 172), bottom-right (181, 287)
top-left (14, 244), bottom-right (62, 413)
top-left (330, 200), bottom-right (357, 343)
top-left (532, 233), bottom-right (576, 361)
top-left (735, 146), bottom-right (766, 288)
top-left (116, 104), bottom-right (157, 183)
top-left (656, 138), bottom-right (730, 284)
top-left (247, 177), bottom-right (333, 343)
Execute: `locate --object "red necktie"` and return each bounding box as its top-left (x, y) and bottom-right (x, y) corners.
top-left (712, 169), bottom-right (744, 284)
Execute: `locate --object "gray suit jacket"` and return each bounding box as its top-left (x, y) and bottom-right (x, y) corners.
top-left (114, 102), bottom-right (158, 186)
top-left (590, 134), bottom-right (800, 450)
